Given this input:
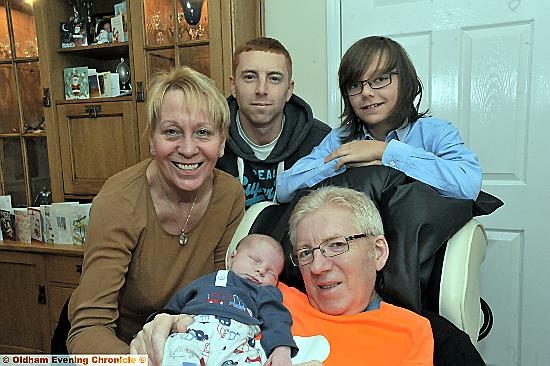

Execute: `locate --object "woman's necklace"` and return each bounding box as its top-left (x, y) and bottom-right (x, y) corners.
top-left (161, 188), bottom-right (197, 246)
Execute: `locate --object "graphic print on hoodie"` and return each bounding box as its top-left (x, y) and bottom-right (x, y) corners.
top-left (216, 94), bottom-right (331, 208)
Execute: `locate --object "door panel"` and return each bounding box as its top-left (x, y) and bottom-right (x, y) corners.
top-left (57, 101), bottom-right (139, 196)
top-left (0, 251), bottom-right (50, 353)
top-left (340, 1), bottom-right (550, 365)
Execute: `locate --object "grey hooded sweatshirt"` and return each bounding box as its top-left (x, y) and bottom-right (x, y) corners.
top-left (216, 94), bottom-right (331, 208)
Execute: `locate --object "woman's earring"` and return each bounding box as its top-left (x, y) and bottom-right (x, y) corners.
top-left (150, 148), bottom-right (155, 156)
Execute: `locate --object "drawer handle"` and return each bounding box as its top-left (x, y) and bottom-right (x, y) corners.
top-left (76, 264), bottom-right (82, 274)
top-left (38, 285), bottom-right (47, 304)
top-left (85, 105), bottom-right (101, 118)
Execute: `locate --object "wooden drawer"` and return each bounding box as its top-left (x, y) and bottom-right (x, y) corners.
top-left (49, 284), bottom-right (76, 334)
top-left (46, 255), bottom-right (83, 285)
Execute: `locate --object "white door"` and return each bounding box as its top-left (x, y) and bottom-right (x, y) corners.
top-left (338, 1), bottom-right (550, 365)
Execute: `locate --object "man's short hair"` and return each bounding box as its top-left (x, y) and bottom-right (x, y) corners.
top-left (232, 36), bottom-right (293, 80)
top-left (288, 186), bottom-right (385, 247)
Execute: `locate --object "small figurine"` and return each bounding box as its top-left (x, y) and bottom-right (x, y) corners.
top-left (72, 22), bottom-right (87, 46)
top-left (95, 20), bottom-right (112, 44)
top-left (33, 187), bottom-right (52, 206)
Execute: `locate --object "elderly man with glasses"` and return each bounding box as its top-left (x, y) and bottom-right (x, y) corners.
top-left (279, 185), bottom-right (433, 365)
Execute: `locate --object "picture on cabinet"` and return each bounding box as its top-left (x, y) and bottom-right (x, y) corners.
top-left (40, 205), bottom-right (55, 243)
top-left (14, 208), bottom-right (31, 243)
top-left (64, 67), bottom-right (90, 100)
top-left (72, 203), bottom-right (92, 245)
top-left (88, 69), bottom-right (101, 98)
top-left (60, 22), bottom-right (74, 48)
top-left (0, 209), bottom-right (16, 241)
top-left (29, 207), bottom-right (43, 242)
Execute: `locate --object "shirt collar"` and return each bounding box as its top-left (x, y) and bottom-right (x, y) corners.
top-left (364, 293), bottom-right (382, 311)
top-left (361, 120), bottom-right (411, 142)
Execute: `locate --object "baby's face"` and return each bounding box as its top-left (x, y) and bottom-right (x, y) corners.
top-left (228, 241), bottom-right (284, 286)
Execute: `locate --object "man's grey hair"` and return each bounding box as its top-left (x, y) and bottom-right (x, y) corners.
top-left (288, 186), bottom-right (384, 247)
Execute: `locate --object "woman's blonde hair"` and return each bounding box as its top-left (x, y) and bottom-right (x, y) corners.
top-left (145, 66), bottom-right (230, 138)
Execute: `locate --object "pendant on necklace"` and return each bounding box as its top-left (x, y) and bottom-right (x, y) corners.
top-left (179, 231), bottom-right (188, 246)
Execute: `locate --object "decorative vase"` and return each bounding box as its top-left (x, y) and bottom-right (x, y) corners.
top-left (180, 0), bottom-right (204, 26)
top-left (116, 58), bottom-right (131, 93)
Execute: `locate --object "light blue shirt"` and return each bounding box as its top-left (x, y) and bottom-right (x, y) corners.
top-left (276, 117), bottom-right (482, 203)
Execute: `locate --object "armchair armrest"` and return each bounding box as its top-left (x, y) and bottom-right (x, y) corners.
top-left (439, 219), bottom-right (488, 344)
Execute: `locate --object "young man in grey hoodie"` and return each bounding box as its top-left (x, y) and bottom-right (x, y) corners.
top-left (216, 37), bottom-right (331, 208)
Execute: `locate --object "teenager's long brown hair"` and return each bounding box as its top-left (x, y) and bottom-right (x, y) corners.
top-left (338, 36), bottom-right (428, 143)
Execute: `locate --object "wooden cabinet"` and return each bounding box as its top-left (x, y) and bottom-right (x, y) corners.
top-left (57, 100), bottom-right (138, 195)
top-left (45, 254), bottom-right (83, 335)
top-left (33, 0), bottom-right (263, 201)
top-left (0, 242), bottom-right (83, 353)
top-left (0, 251), bottom-right (49, 353)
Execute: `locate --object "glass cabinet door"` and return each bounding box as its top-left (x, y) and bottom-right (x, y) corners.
top-left (17, 61), bottom-right (43, 132)
top-left (177, 0), bottom-right (208, 42)
top-left (142, 0), bottom-right (210, 77)
top-left (0, 63), bottom-right (19, 134)
top-left (0, 0), bottom-right (11, 60)
top-left (144, 0), bottom-right (174, 46)
top-left (0, 138), bottom-right (25, 205)
top-left (10, 0), bottom-right (38, 58)
top-left (0, 0), bottom-right (49, 208)
top-left (26, 137), bottom-right (50, 207)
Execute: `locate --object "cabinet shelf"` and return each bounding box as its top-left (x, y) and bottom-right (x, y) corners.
top-left (144, 39), bottom-right (210, 51)
top-left (57, 42), bottom-right (129, 60)
top-left (55, 95), bottom-right (133, 105)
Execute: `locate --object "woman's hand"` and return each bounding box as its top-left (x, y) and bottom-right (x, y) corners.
top-left (129, 313), bottom-right (193, 366)
top-left (264, 346), bottom-right (292, 366)
top-left (324, 140), bottom-right (387, 170)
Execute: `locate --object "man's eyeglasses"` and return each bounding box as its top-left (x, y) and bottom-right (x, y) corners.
top-left (290, 233), bottom-right (368, 266)
top-left (345, 72), bottom-right (398, 96)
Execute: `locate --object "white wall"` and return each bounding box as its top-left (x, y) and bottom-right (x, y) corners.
top-left (264, 0), bottom-right (331, 124)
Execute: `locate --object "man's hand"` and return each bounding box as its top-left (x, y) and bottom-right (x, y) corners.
top-left (324, 140), bottom-right (387, 170)
top-left (129, 313), bottom-right (193, 366)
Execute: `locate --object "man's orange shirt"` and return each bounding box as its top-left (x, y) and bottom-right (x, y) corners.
top-left (279, 283), bottom-right (434, 365)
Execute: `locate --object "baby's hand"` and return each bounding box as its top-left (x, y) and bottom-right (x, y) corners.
top-left (264, 346), bottom-right (292, 366)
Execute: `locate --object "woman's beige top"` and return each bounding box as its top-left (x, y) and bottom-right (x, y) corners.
top-left (68, 158), bottom-right (245, 353)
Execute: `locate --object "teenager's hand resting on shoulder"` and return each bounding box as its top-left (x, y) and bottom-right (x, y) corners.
top-left (324, 140), bottom-right (387, 170)
top-left (129, 313), bottom-right (193, 366)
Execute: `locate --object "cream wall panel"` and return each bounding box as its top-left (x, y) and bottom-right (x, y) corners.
top-left (264, 0), bottom-right (330, 124)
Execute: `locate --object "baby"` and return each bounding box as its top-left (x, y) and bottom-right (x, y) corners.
top-left (161, 233), bottom-right (297, 366)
